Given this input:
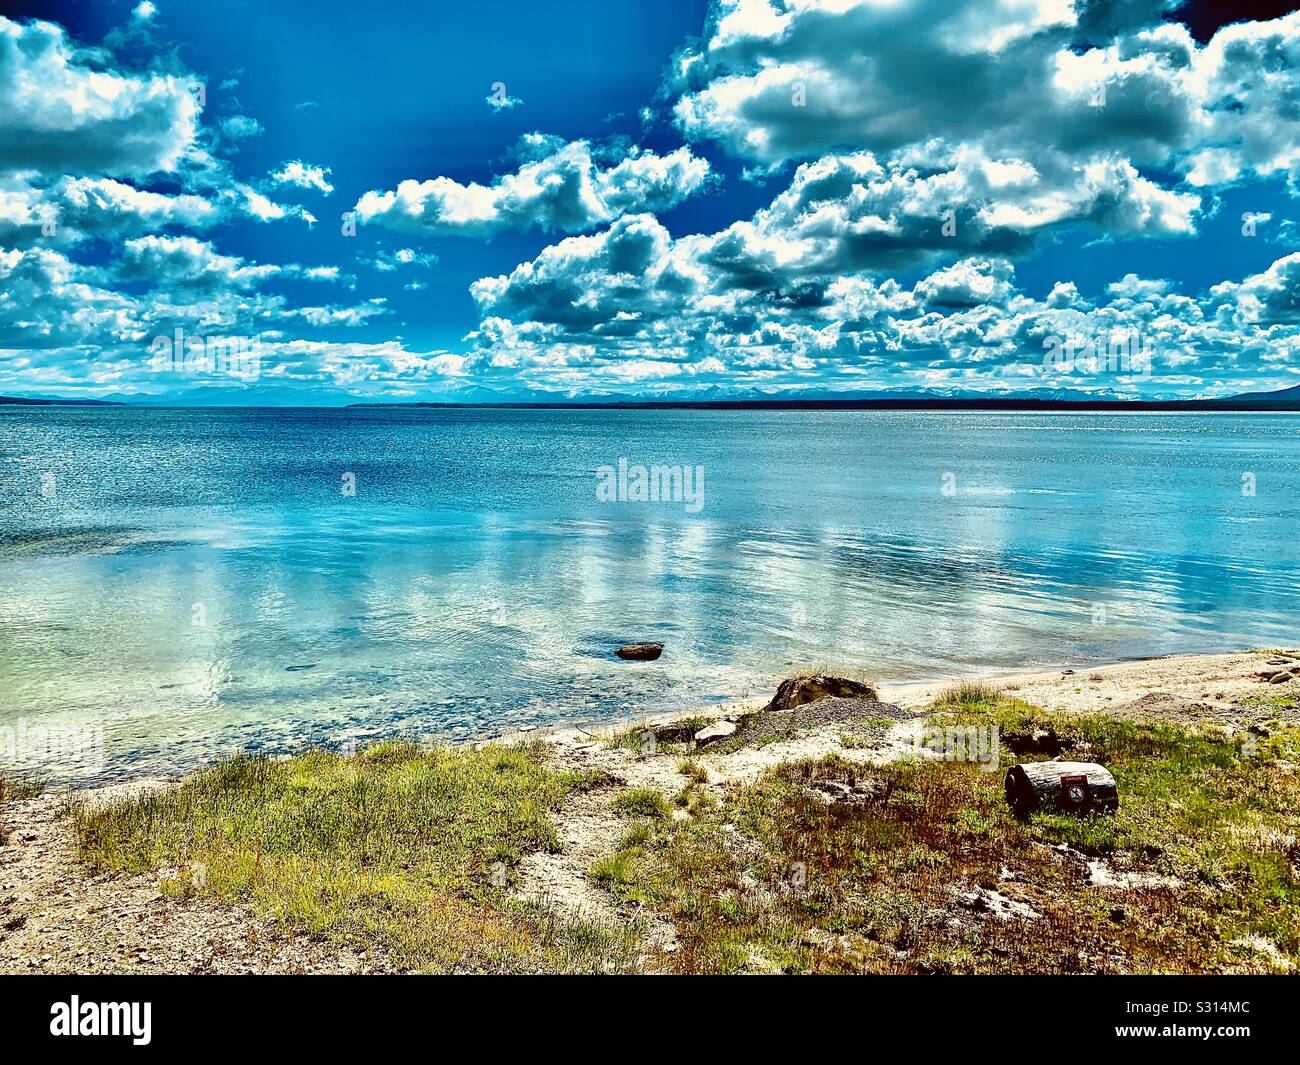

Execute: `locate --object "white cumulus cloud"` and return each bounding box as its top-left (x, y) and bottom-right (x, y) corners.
top-left (355, 138), bottom-right (711, 237)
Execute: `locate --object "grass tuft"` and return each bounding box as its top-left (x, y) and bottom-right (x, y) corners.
top-left (0, 771), bottom-right (46, 805)
top-left (932, 680), bottom-right (1003, 709)
top-left (611, 787), bottom-right (672, 819)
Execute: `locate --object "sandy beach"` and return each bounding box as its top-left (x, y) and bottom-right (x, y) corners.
top-left (883, 649), bottom-right (1300, 718)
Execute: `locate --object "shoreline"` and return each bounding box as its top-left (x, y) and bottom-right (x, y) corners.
top-left (3, 646), bottom-right (1297, 974)
top-left (7, 646), bottom-right (1297, 793)
top-left (506, 646), bottom-right (1299, 750)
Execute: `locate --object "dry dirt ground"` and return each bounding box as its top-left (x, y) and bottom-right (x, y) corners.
top-left (2, 649), bottom-right (1294, 973)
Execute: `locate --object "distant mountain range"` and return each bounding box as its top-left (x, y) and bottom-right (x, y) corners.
top-left (5, 383), bottom-right (1300, 410)
top-left (349, 382), bottom-right (1300, 411)
top-left (0, 395), bottom-right (120, 406)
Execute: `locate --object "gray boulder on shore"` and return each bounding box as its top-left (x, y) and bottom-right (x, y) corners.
top-left (763, 674), bottom-right (878, 712)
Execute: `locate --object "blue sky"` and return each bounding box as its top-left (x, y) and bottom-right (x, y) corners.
top-left (3, 0), bottom-right (1300, 401)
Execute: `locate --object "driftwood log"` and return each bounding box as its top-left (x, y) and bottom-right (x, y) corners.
top-left (1005, 761), bottom-right (1118, 816)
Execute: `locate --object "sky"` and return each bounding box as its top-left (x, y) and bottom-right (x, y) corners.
top-left (3, 0), bottom-right (1300, 402)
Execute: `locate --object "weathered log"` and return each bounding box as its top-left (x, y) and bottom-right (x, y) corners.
top-left (1005, 760), bottom-right (1118, 817)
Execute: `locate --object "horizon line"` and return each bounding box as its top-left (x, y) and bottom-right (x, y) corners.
top-left (6, 396), bottom-right (1300, 413)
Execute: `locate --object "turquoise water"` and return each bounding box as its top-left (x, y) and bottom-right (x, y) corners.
top-left (1, 406), bottom-right (1297, 782)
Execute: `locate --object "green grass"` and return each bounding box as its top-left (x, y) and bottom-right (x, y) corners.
top-left (62, 684), bottom-right (1300, 974)
top-left (590, 848), bottom-right (651, 900)
top-left (702, 728), bottom-right (787, 756)
top-left (611, 787), bottom-right (671, 819)
top-left (0, 771), bottom-right (45, 804)
top-left (1237, 684), bottom-right (1299, 713)
top-left (604, 727), bottom-right (655, 752)
top-left (589, 692), bottom-right (1300, 974)
top-left (932, 680), bottom-right (1004, 709)
top-left (604, 717), bottom-right (711, 751)
top-left (72, 740), bottom-right (637, 973)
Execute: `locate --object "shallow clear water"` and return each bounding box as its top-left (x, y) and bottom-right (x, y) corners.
top-left (1, 406), bottom-right (1297, 782)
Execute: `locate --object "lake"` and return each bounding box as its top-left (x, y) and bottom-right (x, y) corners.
top-left (1, 406), bottom-right (1297, 782)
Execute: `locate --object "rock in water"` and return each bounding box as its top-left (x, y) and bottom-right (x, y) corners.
top-left (616, 642), bottom-right (664, 661)
top-left (763, 674), bottom-right (878, 712)
top-left (1004, 761), bottom-right (1119, 817)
